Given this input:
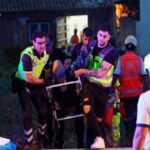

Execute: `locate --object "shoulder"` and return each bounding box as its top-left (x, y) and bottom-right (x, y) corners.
top-left (88, 40), bottom-right (97, 49)
top-left (106, 45), bottom-right (118, 58)
top-left (22, 46), bottom-right (33, 56)
top-left (104, 45), bottom-right (118, 65)
top-left (139, 90), bottom-right (150, 105)
top-left (144, 53), bottom-right (150, 61)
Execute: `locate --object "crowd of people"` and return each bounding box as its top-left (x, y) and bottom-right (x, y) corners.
top-left (11, 24), bottom-right (150, 150)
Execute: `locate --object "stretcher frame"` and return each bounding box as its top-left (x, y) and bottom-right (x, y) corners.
top-left (46, 77), bottom-right (87, 148)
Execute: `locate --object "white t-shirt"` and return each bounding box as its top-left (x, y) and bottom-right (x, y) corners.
top-left (136, 90), bottom-right (150, 150)
top-left (144, 53), bottom-right (150, 77)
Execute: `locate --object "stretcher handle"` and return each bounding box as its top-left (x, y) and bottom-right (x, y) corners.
top-left (46, 77), bottom-right (82, 91)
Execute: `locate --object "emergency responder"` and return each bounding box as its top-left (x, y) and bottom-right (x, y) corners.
top-left (75, 24), bottom-right (118, 149)
top-left (113, 35), bottom-right (147, 146)
top-left (14, 31), bottom-right (51, 150)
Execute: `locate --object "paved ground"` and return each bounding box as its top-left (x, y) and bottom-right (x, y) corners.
top-left (43, 148), bottom-right (132, 150)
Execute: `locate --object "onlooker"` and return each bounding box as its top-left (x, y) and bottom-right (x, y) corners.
top-left (144, 52), bottom-right (150, 88)
top-left (113, 35), bottom-right (147, 146)
top-left (133, 90), bottom-right (150, 150)
top-left (75, 24), bottom-right (118, 149)
top-left (144, 53), bottom-right (150, 77)
top-left (70, 28), bottom-right (79, 45)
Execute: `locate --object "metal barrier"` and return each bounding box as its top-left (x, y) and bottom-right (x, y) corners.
top-left (46, 77), bottom-right (87, 147)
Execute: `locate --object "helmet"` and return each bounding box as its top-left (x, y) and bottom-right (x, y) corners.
top-left (124, 35), bottom-right (137, 47)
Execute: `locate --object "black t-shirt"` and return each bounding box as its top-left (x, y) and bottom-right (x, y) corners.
top-left (93, 44), bottom-right (118, 66)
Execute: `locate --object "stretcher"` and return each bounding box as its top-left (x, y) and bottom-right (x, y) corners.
top-left (46, 77), bottom-right (88, 148)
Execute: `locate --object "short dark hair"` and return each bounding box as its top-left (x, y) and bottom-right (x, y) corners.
top-left (98, 24), bottom-right (111, 35)
top-left (83, 27), bottom-right (93, 37)
top-left (32, 31), bottom-right (46, 41)
top-left (125, 43), bottom-right (136, 51)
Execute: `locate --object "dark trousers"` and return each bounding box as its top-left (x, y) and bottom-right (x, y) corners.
top-left (17, 88), bottom-right (48, 131)
top-left (82, 79), bottom-right (109, 139)
top-left (121, 96), bottom-right (139, 146)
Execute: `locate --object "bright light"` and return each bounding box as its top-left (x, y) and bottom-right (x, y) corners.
top-left (66, 15), bottom-right (88, 44)
top-left (0, 137), bottom-right (10, 145)
top-left (115, 4), bottom-right (128, 27)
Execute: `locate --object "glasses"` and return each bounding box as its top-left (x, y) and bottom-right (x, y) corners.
top-left (36, 41), bottom-right (46, 45)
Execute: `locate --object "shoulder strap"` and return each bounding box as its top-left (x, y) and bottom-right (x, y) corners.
top-left (100, 44), bottom-right (114, 58)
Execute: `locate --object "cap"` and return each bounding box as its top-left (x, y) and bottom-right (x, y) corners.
top-left (124, 35), bottom-right (137, 47)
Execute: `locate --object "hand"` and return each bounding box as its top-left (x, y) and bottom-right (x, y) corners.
top-left (75, 69), bottom-right (87, 77)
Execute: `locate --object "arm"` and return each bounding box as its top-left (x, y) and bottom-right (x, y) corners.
top-left (133, 127), bottom-right (149, 150)
top-left (25, 72), bottom-right (44, 84)
top-left (75, 60), bottom-right (112, 77)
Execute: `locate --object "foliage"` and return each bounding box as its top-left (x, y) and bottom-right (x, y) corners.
top-left (3, 45), bottom-right (25, 67)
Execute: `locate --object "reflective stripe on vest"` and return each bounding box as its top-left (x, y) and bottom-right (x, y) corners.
top-left (16, 46), bottom-right (49, 80)
top-left (121, 88), bottom-right (143, 94)
top-left (89, 66), bottom-right (114, 87)
top-left (119, 53), bottom-right (143, 97)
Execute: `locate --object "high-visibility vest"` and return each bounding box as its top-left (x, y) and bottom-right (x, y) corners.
top-left (112, 111), bottom-right (121, 142)
top-left (88, 44), bottom-right (114, 88)
top-left (16, 46), bottom-right (49, 80)
top-left (119, 51), bottom-right (143, 97)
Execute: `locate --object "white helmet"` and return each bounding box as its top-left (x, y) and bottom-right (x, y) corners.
top-left (124, 35), bottom-right (137, 47)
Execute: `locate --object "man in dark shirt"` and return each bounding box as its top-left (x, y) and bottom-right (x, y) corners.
top-left (75, 24), bottom-right (118, 149)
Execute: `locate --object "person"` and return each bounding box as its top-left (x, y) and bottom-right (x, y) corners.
top-left (70, 27), bottom-right (93, 61)
top-left (14, 31), bottom-right (51, 150)
top-left (144, 53), bottom-right (150, 88)
top-left (144, 53), bottom-right (150, 76)
top-left (132, 90), bottom-right (150, 150)
top-left (51, 55), bottom-right (80, 148)
top-left (75, 24), bottom-right (118, 149)
top-left (70, 28), bottom-right (79, 45)
top-left (113, 35), bottom-right (147, 146)
top-left (70, 27), bottom-right (93, 148)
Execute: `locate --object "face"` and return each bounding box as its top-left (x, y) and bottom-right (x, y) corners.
top-left (33, 37), bottom-right (46, 54)
top-left (81, 34), bottom-right (92, 46)
top-left (97, 30), bottom-right (110, 48)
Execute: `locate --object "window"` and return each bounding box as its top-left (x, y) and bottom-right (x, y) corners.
top-left (28, 22), bottom-right (50, 42)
